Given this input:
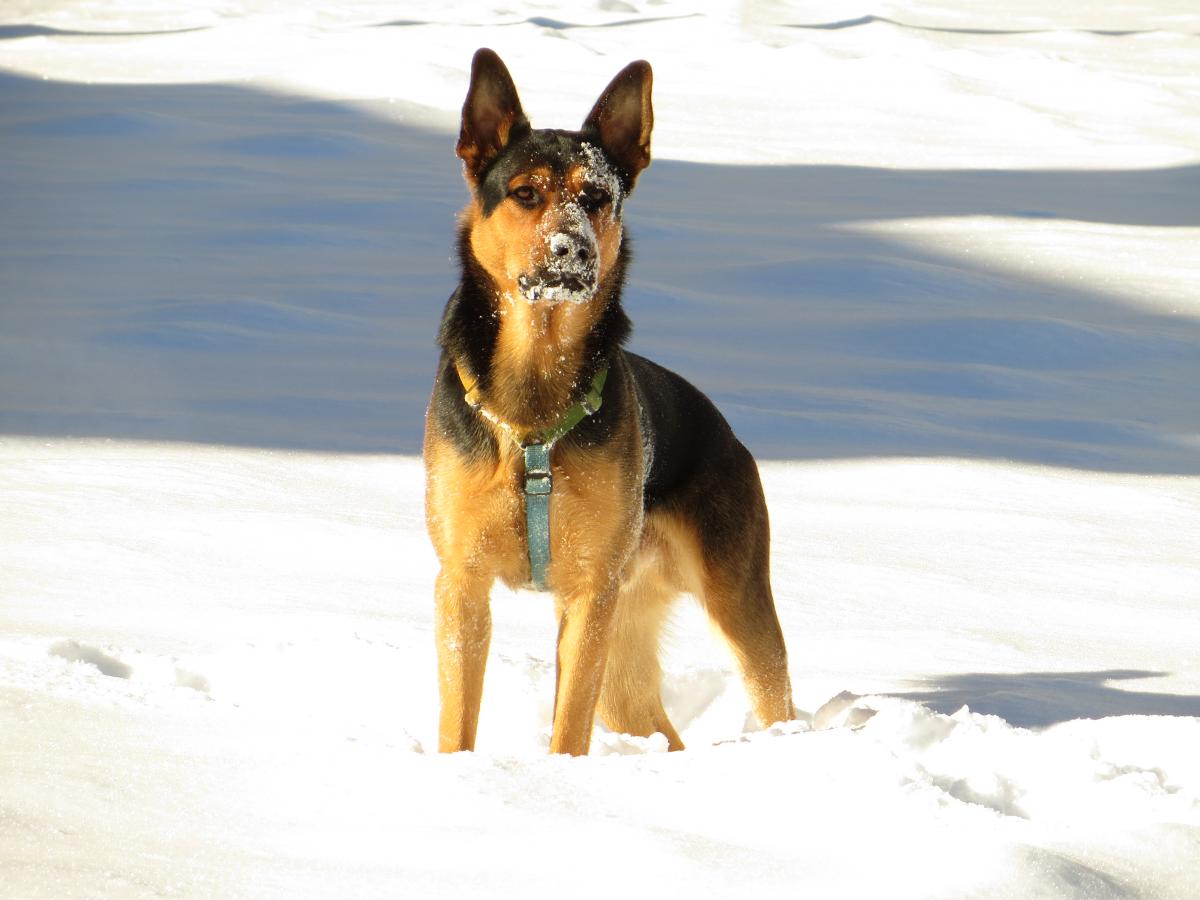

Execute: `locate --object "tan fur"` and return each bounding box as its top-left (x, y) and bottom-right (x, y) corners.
top-left (429, 162), bottom-right (645, 754)
top-left (596, 509), bottom-right (793, 750)
top-left (426, 407), bottom-right (647, 755)
top-left (468, 168), bottom-right (623, 300)
top-left (428, 401), bottom-right (793, 755)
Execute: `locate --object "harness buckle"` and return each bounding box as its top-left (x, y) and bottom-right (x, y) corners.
top-left (525, 473), bottom-right (552, 495)
top-left (523, 443), bottom-right (552, 495)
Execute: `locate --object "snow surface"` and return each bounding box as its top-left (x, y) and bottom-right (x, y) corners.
top-left (2, 1), bottom-right (1199, 897)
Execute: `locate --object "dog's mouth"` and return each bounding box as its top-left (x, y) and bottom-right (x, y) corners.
top-left (517, 270), bottom-right (597, 304)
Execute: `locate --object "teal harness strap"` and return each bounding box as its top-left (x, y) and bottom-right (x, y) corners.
top-left (522, 443), bottom-right (553, 590)
top-left (456, 364), bottom-right (609, 591)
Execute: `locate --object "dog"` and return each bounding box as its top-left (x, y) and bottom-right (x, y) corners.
top-left (424, 48), bottom-right (793, 755)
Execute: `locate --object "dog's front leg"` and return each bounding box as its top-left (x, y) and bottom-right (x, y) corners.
top-left (435, 566), bottom-right (492, 752)
top-left (550, 585), bottom-right (619, 756)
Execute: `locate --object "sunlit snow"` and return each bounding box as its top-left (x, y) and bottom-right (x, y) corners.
top-left (2, 1), bottom-right (1198, 897)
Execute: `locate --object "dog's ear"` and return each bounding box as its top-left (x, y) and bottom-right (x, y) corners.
top-left (457, 48), bottom-right (529, 182)
top-left (582, 60), bottom-right (653, 188)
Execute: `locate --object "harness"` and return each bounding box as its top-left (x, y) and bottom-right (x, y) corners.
top-left (455, 362), bottom-right (609, 591)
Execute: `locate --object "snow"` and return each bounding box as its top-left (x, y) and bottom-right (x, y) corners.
top-left (2, 1), bottom-right (1199, 896)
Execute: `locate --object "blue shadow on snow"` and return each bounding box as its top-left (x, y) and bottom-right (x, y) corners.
top-left (1, 72), bottom-right (1197, 473)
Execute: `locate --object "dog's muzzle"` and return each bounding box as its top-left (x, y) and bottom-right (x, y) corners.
top-left (518, 230), bottom-right (598, 304)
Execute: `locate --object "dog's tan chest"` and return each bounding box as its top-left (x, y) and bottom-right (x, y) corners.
top-left (425, 436), bottom-right (645, 595)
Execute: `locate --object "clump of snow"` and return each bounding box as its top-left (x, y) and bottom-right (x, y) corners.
top-left (49, 639), bottom-right (133, 680)
top-left (579, 140), bottom-right (624, 219)
top-left (521, 198), bottom-right (600, 304)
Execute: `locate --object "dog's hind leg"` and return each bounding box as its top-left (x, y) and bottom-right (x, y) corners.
top-left (702, 565), bottom-right (793, 730)
top-left (597, 580), bottom-right (684, 750)
top-left (435, 566), bottom-right (493, 752)
top-left (698, 484), bottom-right (794, 730)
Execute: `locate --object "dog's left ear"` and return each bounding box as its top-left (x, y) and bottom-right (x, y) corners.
top-left (582, 60), bottom-right (653, 188)
top-left (457, 48), bottom-right (530, 182)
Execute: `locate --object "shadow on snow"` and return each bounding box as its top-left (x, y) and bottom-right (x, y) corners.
top-left (782, 15), bottom-right (1200, 38)
top-left (891, 669), bottom-right (1200, 727)
top-left (1, 72), bottom-right (1197, 473)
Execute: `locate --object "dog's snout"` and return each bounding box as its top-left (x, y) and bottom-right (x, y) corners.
top-left (549, 231), bottom-right (595, 266)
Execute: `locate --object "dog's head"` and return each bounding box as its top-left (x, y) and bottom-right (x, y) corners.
top-left (457, 48), bottom-right (653, 306)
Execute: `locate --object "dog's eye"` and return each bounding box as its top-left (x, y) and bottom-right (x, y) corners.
top-left (579, 187), bottom-right (611, 212)
top-left (510, 185), bottom-right (540, 207)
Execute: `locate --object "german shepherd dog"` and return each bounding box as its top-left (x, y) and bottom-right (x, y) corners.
top-left (425, 49), bottom-right (793, 755)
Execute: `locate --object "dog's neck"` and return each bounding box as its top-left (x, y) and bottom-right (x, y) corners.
top-left (484, 289), bottom-right (608, 432)
top-left (441, 229), bottom-right (632, 439)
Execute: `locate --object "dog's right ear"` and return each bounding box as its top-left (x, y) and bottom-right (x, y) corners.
top-left (457, 49), bottom-right (529, 182)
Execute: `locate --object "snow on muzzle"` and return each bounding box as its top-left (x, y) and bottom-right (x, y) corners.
top-left (518, 205), bottom-right (600, 304)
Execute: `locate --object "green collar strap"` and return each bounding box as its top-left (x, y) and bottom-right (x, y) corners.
top-left (455, 363), bottom-right (608, 451)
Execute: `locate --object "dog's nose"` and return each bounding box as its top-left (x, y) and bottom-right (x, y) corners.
top-left (549, 232), bottom-right (596, 267)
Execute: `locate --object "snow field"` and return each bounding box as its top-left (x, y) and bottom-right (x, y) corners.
top-left (3, 438), bottom-right (1199, 895)
top-left (3, 0), bottom-right (1200, 895)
